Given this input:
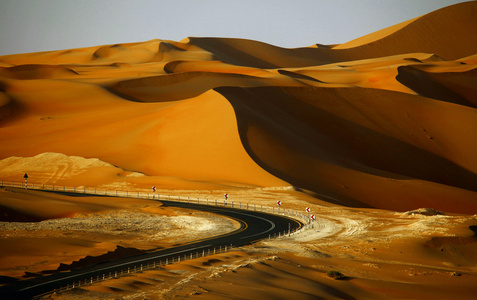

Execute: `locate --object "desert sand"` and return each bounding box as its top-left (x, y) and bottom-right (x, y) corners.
top-left (1, 2), bottom-right (477, 299)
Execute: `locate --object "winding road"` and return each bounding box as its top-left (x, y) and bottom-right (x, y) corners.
top-left (0, 195), bottom-right (303, 299)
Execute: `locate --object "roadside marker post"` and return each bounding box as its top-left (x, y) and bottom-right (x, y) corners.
top-left (23, 173), bottom-right (28, 189)
top-left (152, 186), bottom-right (156, 199)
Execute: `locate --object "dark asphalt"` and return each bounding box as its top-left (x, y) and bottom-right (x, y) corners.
top-left (0, 196), bottom-right (303, 299)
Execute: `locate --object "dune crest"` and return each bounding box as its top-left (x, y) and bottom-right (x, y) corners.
top-left (334, 2), bottom-right (477, 61)
top-left (333, 17), bottom-right (418, 50)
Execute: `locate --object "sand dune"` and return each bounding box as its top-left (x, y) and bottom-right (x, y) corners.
top-left (1, 2), bottom-right (475, 69)
top-left (108, 71), bottom-right (290, 103)
top-left (396, 65), bottom-right (477, 107)
top-left (185, 1), bottom-right (477, 68)
top-left (0, 152), bottom-right (147, 191)
top-left (0, 64), bottom-right (78, 80)
top-left (1, 3), bottom-right (477, 298)
top-left (1, 1), bottom-right (476, 212)
top-left (216, 85), bottom-right (477, 213)
top-left (333, 1), bottom-right (477, 61)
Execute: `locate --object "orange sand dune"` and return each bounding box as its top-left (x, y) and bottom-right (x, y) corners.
top-left (184, 1), bottom-right (477, 68)
top-left (1, 2), bottom-right (477, 213)
top-left (332, 1), bottom-right (477, 61)
top-left (216, 86), bottom-right (477, 213)
top-left (108, 71), bottom-right (300, 103)
top-left (0, 64), bottom-right (78, 80)
top-left (397, 65), bottom-right (477, 107)
top-left (0, 187), bottom-right (117, 222)
top-left (0, 2), bottom-right (475, 70)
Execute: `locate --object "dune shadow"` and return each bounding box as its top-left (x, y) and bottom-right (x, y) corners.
top-left (215, 86), bottom-right (477, 208)
top-left (277, 69), bottom-right (326, 83)
top-left (187, 37), bottom-right (339, 68)
top-left (102, 71), bottom-right (273, 103)
top-left (469, 225), bottom-right (477, 236)
top-left (319, 278), bottom-right (356, 300)
top-left (41, 189), bottom-right (110, 198)
top-left (396, 66), bottom-right (477, 108)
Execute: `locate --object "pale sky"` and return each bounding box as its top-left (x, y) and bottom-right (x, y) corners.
top-left (0, 0), bottom-right (470, 55)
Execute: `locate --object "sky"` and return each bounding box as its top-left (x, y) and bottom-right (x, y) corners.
top-left (0, 0), bottom-right (470, 56)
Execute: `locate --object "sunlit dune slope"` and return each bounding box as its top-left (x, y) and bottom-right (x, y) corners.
top-left (1, 2), bottom-right (477, 213)
top-left (0, 81), bottom-right (285, 189)
top-left (333, 1), bottom-right (477, 59)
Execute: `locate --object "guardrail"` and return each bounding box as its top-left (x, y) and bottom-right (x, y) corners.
top-left (32, 244), bottom-right (234, 299)
top-left (1, 180), bottom-right (313, 298)
top-left (0, 180), bottom-right (312, 224)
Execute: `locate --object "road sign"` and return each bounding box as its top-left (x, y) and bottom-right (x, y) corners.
top-left (310, 214), bottom-right (316, 220)
top-left (224, 193), bottom-right (228, 200)
top-left (24, 173), bottom-right (28, 189)
top-left (277, 201), bottom-right (281, 206)
top-left (306, 207), bottom-right (311, 212)
top-left (152, 186), bottom-right (156, 192)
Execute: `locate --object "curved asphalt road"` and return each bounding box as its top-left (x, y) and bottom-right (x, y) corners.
top-left (0, 196), bottom-right (303, 299)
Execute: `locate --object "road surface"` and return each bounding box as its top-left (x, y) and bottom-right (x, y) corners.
top-left (0, 195), bottom-right (303, 299)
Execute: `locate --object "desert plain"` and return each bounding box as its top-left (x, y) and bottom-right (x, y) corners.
top-left (1, 2), bottom-right (477, 299)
